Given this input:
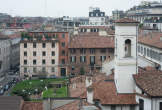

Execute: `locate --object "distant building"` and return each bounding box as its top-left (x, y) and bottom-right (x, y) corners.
top-left (74, 25), bottom-right (114, 36)
top-left (89, 7), bottom-right (106, 26)
top-left (0, 37), bottom-right (10, 81)
top-left (112, 10), bottom-right (125, 20)
top-left (127, 1), bottom-right (162, 23)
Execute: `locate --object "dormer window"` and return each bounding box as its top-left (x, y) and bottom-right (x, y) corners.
top-left (125, 39), bottom-right (131, 57)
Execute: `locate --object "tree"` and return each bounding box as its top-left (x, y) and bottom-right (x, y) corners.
top-left (80, 67), bottom-right (85, 75)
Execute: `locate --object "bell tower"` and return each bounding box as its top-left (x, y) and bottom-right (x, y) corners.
top-left (114, 18), bottom-right (139, 93)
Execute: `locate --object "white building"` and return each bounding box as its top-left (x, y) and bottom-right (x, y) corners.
top-left (88, 7), bottom-right (106, 26)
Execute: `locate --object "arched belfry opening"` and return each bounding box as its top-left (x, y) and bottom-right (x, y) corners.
top-left (125, 39), bottom-right (131, 57)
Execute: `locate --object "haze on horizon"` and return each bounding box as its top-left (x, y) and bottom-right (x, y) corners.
top-left (0, 0), bottom-right (159, 17)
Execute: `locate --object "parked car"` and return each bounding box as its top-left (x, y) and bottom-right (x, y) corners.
top-left (0, 88), bottom-right (4, 95)
top-left (4, 84), bottom-right (9, 91)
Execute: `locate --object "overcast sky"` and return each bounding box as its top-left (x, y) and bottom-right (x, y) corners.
top-left (0, 0), bottom-right (158, 17)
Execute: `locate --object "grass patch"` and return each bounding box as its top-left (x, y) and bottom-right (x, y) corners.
top-left (11, 78), bottom-right (68, 100)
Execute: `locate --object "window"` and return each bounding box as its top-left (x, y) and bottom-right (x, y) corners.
top-left (62, 33), bottom-right (65, 38)
top-left (42, 67), bottom-right (46, 72)
top-left (144, 48), bottom-right (146, 56)
top-left (90, 56), bottom-right (95, 64)
top-left (51, 59), bottom-right (55, 64)
top-left (52, 51), bottom-right (55, 56)
top-left (80, 56), bottom-right (86, 63)
top-left (24, 43), bottom-right (27, 48)
top-left (72, 66), bottom-right (75, 70)
top-left (62, 59), bottom-right (65, 64)
top-left (33, 51), bottom-right (37, 56)
top-left (24, 51), bottom-right (27, 56)
top-left (24, 67), bottom-right (27, 73)
top-left (33, 67), bottom-right (37, 73)
top-left (24, 60), bottom-right (27, 65)
top-left (33, 60), bottom-right (37, 65)
top-left (80, 49), bottom-right (86, 54)
top-left (33, 42), bottom-right (36, 48)
top-left (62, 42), bottom-right (65, 47)
top-left (130, 105), bottom-right (135, 110)
top-left (42, 59), bottom-right (46, 64)
top-left (42, 43), bottom-right (46, 48)
top-left (159, 102), bottom-right (162, 110)
top-left (100, 56), bottom-right (106, 62)
top-left (138, 45), bottom-right (140, 53)
top-left (51, 67), bottom-right (55, 72)
top-left (90, 49), bottom-right (95, 54)
top-left (42, 51), bottom-right (46, 56)
top-left (62, 50), bottom-right (65, 56)
top-left (52, 42), bottom-right (55, 48)
top-left (125, 39), bottom-right (131, 57)
top-left (70, 56), bottom-right (76, 63)
top-left (139, 99), bottom-right (144, 110)
top-left (100, 49), bottom-right (106, 53)
top-left (141, 47), bottom-right (143, 54)
top-left (111, 105), bottom-right (116, 110)
top-left (147, 49), bottom-right (150, 57)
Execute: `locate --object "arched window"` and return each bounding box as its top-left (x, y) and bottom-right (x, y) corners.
top-left (125, 39), bottom-right (131, 57)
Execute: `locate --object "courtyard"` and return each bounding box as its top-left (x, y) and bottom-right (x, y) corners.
top-left (11, 78), bottom-right (68, 101)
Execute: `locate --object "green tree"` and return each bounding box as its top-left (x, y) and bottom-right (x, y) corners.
top-left (80, 67), bottom-right (85, 75)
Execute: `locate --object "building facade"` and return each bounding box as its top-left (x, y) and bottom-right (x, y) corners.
top-left (0, 37), bottom-right (11, 80)
top-left (68, 36), bottom-right (114, 75)
top-left (20, 32), bottom-right (59, 77)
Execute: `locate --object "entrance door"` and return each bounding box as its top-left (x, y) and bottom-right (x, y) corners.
top-left (61, 68), bottom-right (66, 77)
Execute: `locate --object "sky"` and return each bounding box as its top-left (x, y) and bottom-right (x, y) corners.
top-left (0, 0), bottom-right (159, 17)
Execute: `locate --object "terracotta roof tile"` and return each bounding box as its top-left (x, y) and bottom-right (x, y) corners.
top-left (69, 36), bottom-right (114, 48)
top-left (22, 102), bottom-right (43, 110)
top-left (138, 32), bottom-right (162, 49)
top-left (92, 81), bottom-right (137, 105)
top-left (54, 100), bottom-right (80, 110)
top-left (115, 18), bottom-right (139, 23)
top-left (134, 67), bottom-right (162, 97)
top-left (55, 100), bottom-right (98, 110)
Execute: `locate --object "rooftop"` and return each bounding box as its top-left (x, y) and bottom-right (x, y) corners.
top-left (138, 32), bottom-right (162, 49)
top-left (69, 36), bottom-right (114, 49)
top-left (91, 79), bottom-right (137, 105)
top-left (134, 67), bottom-right (162, 97)
top-left (0, 96), bottom-right (23, 110)
top-left (115, 18), bottom-right (139, 23)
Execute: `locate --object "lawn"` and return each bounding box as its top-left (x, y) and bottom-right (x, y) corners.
top-left (42, 86), bottom-right (67, 98)
top-left (11, 78), bottom-right (68, 100)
